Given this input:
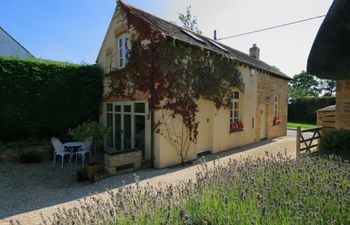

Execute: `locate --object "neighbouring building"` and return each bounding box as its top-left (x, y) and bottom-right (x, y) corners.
top-left (0, 26), bottom-right (33, 58)
top-left (97, 0), bottom-right (291, 169)
top-left (307, 0), bottom-right (350, 129)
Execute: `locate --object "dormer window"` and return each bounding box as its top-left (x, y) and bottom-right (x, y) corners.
top-left (117, 34), bottom-right (128, 69)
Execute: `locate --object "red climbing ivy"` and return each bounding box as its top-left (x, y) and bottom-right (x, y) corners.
top-left (106, 3), bottom-right (244, 142)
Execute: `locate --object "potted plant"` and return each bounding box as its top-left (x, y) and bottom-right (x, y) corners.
top-left (70, 121), bottom-right (110, 182)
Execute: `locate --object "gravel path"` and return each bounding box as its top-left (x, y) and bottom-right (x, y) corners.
top-left (0, 136), bottom-right (296, 225)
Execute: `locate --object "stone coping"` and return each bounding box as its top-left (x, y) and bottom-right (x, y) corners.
top-left (104, 148), bottom-right (142, 156)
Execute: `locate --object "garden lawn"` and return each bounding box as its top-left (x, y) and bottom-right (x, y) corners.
top-left (288, 122), bottom-right (317, 129)
top-left (48, 155), bottom-right (350, 225)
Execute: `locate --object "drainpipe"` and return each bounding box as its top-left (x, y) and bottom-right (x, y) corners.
top-left (150, 43), bottom-right (156, 168)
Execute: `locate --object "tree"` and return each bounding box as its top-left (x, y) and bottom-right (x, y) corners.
top-left (289, 71), bottom-right (321, 98)
top-left (178, 5), bottom-right (202, 34)
top-left (319, 79), bottom-right (336, 96)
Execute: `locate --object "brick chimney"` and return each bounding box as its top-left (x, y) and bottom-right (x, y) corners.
top-left (249, 44), bottom-right (260, 60)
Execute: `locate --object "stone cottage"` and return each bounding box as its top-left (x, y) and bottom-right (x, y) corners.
top-left (97, 0), bottom-right (291, 169)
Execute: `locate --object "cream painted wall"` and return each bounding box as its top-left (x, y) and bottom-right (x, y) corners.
top-left (211, 66), bottom-right (258, 153)
top-left (153, 109), bottom-right (197, 168)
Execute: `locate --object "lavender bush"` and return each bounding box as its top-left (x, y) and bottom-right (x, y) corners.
top-left (31, 154), bottom-right (349, 225)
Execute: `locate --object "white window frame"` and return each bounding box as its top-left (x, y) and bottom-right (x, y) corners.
top-left (274, 96), bottom-right (279, 118)
top-left (230, 91), bottom-right (241, 124)
top-left (104, 101), bottom-right (148, 152)
top-left (117, 34), bottom-right (128, 69)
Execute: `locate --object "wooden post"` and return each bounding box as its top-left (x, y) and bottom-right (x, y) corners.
top-left (296, 126), bottom-right (301, 158)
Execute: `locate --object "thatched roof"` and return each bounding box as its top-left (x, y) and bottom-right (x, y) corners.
top-left (118, 0), bottom-right (290, 80)
top-left (307, 0), bottom-right (350, 80)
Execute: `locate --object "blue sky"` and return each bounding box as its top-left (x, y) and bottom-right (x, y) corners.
top-left (0, 0), bottom-right (333, 76)
top-left (0, 0), bottom-right (168, 63)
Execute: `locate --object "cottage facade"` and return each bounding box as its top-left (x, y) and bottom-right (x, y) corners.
top-left (97, 1), bottom-right (290, 168)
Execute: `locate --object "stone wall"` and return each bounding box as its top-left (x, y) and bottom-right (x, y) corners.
top-left (256, 72), bottom-right (288, 141)
top-left (104, 150), bottom-right (142, 175)
top-left (0, 144), bottom-right (51, 162)
top-left (336, 80), bottom-right (350, 129)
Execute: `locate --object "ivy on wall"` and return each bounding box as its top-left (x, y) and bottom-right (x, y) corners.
top-left (107, 3), bottom-right (244, 142)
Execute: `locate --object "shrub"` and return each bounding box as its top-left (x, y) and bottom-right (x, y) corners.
top-left (320, 129), bottom-right (350, 158)
top-left (76, 168), bottom-right (88, 182)
top-left (69, 121), bottom-right (110, 163)
top-left (288, 97), bottom-right (335, 124)
top-left (0, 57), bottom-right (103, 140)
top-left (19, 151), bottom-right (43, 164)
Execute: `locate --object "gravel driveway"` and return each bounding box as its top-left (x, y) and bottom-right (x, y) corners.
top-left (0, 136), bottom-right (296, 225)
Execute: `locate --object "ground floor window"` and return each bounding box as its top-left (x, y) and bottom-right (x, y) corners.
top-left (273, 96), bottom-right (282, 126)
top-left (105, 101), bottom-right (147, 158)
top-left (230, 91), bottom-right (244, 132)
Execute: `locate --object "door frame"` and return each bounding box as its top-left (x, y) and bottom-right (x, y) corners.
top-left (260, 104), bottom-right (268, 140)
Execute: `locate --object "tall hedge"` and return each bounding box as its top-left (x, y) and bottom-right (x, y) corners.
top-left (0, 57), bottom-right (103, 140)
top-left (288, 97), bottom-right (335, 124)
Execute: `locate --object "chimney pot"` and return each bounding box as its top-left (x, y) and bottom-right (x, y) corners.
top-left (249, 44), bottom-right (260, 60)
top-left (214, 30), bottom-right (217, 41)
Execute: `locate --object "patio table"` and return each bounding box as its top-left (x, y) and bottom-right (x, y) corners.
top-left (63, 142), bottom-right (82, 164)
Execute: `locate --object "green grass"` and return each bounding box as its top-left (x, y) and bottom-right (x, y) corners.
top-left (50, 155), bottom-right (350, 225)
top-left (287, 122), bottom-right (317, 129)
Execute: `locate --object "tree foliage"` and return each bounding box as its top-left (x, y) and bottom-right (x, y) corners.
top-left (289, 71), bottom-right (336, 98)
top-left (178, 5), bottom-right (202, 34)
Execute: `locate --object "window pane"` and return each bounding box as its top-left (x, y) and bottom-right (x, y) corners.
top-left (115, 105), bottom-right (121, 112)
top-left (234, 92), bottom-right (239, 99)
top-left (234, 110), bottom-right (239, 118)
top-left (115, 114), bottom-right (122, 150)
top-left (123, 114), bottom-right (132, 149)
top-left (135, 115), bottom-right (145, 158)
top-left (134, 103), bottom-right (145, 113)
top-left (124, 105), bottom-right (131, 112)
top-left (234, 102), bottom-right (239, 110)
top-left (106, 113), bottom-right (113, 148)
top-left (106, 104), bottom-right (112, 112)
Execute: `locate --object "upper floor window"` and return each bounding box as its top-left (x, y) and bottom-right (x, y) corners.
top-left (118, 35), bottom-right (128, 69)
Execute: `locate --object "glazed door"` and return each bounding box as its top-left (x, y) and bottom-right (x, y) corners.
top-left (105, 102), bottom-right (148, 159)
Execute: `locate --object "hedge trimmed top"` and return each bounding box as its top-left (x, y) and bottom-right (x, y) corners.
top-left (0, 57), bottom-right (103, 140)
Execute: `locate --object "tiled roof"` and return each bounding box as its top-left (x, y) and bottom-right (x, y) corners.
top-left (120, 0), bottom-right (291, 80)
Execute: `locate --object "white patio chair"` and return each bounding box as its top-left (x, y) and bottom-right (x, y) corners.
top-left (51, 137), bottom-right (71, 168)
top-left (75, 137), bottom-right (92, 166)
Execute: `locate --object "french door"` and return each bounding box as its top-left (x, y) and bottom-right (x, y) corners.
top-left (105, 102), bottom-right (148, 159)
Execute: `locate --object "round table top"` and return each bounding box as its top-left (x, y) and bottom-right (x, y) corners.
top-left (63, 142), bottom-right (81, 147)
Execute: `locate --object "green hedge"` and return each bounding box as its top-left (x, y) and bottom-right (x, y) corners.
top-left (320, 129), bottom-right (350, 159)
top-left (0, 57), bottom-right (103, 140)
top-left (288, 97), bottom-right (335, 124)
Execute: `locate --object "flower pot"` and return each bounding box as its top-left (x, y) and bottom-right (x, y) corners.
top-left (86, 163), bottom-right (104, 183)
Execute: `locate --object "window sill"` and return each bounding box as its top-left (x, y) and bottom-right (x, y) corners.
top-left (273, 123), bottom-right (281, 126)
top-left (230, 128), bottom-right (244, 133)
